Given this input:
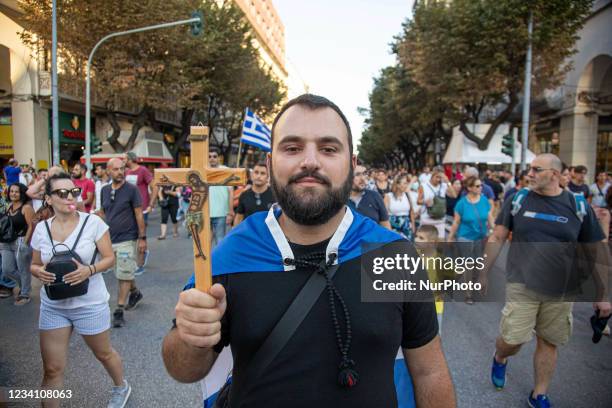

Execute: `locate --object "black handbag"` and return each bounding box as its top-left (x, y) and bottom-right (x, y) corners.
top-left (213, 260), bottom-right (340, 408)
top-left (43, 215), bottom-right (98, 301)
top-left (0, 214), bottom-right (17, 243)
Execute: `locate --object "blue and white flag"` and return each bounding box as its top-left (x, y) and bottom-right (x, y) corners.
top-left (240, 108), bottom-right (271, 152)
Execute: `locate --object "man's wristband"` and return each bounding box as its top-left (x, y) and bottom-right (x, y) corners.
top-left (138, 236), bottom-right (146, 241)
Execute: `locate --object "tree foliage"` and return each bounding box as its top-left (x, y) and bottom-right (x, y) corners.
top-left (358, 65), bottom-right (450, 169)
top-left (19, 0), bottom-right (285, 156)
top-left (396, 0), bottom-right (591, 150)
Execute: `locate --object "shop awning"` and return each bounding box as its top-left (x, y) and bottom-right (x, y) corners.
top-left (443, 123), bottom-right (535, 165)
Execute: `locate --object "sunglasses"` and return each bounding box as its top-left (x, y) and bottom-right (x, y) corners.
top-left (473, 184), bottom-right (482, 188)
top-left (51, 188), bottom-right (82, 199)
top-left (255, 192), bottom-right (261, 206)
top-left (111, 188), bottom-right (116, 202)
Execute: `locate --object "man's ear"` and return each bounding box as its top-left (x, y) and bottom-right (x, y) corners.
top-left (266, 153), bottom-right (272, 173)
top-left (351, 154), bottom-right (358, 170)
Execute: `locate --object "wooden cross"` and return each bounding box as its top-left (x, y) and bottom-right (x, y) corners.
top-left (154, 125), bottom-right (247, 291)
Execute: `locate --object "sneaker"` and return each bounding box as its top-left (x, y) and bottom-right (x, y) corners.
top-left (113, 308), bottom-right (125, 328)
top-left (491, 354), bottom-right (507, 390)
top-left (125, 290), bottom-right (143, 311)
top-left (107, 379), bottom-right (131, 408)
top-left (0, 287), bottom-right (12, 299)
top-left (14, 296), bottom-right (31, 306)
top-left (528, 391), bottom-right (551, 408)
top-left (134, 266), bottom-right (145, 276)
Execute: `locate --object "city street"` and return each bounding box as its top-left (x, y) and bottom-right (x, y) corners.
top-left (1, 211), bottom-right (611, 407)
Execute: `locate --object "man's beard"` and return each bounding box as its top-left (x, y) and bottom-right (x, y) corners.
top-left (270, 165), bottom-right (353, 226)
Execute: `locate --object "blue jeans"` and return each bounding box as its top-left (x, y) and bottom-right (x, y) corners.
top-left (0, 239), bottom-right (32, 297)
top-left (0, 253), bottom-right (17, 289)
top-left (210, 217), bottom-right (227, 249)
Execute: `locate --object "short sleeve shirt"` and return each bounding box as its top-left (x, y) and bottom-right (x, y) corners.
top-left (31, 212), bottom-right (110, 309)
top-left (454, 195), bottom-right (491, 240)
top-left (496, 189), bottom-right (605, 290)
top-left (73, 178), bottom-right (95, 213)
top-left (101, 182), bottom-right (141, 243)
top-left (203, 238), bottom-right (438, 407)
top-left (4, 166), bottom-right (21, 185)
top-left (568, 181), bottom-right (590, 199)
top-left (348, 189), bottom-right (389, 223)
top-left (236, 187), bottom-right (275, 219)
top-left (126, 166), bottom-right (153, 209)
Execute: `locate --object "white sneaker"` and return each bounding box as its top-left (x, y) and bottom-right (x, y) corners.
top-left (107, 379), bottom-right (131, 408)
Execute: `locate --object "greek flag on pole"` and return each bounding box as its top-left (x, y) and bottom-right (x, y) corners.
top-left (241, 108), bottom-right (272, 152)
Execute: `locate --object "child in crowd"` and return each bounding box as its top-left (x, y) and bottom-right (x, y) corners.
top-left (414, 225), bottom-right (447, 332)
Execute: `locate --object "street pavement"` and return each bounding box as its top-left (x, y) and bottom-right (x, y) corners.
top-left (1, 210), bottom-right (611, 407)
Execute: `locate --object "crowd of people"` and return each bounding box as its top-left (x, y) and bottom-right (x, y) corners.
top-left (1, 95), bottom-right (611, 408)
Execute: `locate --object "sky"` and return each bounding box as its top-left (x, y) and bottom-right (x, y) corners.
top-left (273, 0), bottom-right (414, 147)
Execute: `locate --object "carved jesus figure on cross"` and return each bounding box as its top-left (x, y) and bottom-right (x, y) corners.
top-left (154, 126), bottom-right (247, 291)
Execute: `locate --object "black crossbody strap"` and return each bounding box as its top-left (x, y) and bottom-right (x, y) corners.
top-left (71, 215), bottom-right (90, 252)
top-left (231, 261), bottom-right (340, 406)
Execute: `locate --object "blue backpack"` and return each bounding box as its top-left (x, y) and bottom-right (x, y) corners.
top-left (510, 188), bottom-right (588, 223)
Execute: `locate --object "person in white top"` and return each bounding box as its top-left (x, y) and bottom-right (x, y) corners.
top-left (417, 166), bottom-right (458, 238)
top-left (29, 172), bottom-right (132, 408)
top-left (93, 163), bottom-right (111, 214)
top-left (418, 166), bottom-right (432, 185)
top-left (384, 173), bottom-right (416, 241)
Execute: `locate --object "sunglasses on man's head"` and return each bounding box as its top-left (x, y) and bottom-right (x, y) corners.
top-left (51, 188), bottom-right (81, 199)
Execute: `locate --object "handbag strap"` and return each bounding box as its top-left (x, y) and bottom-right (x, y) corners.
top-left (44, 215), bottom-right (97, 263)
top-left (231, 260), bottom-right (340, 406)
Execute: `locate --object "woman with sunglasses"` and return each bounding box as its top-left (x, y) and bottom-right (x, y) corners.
top-left (29, 173), bottom-right (131, 408)
top-left (0, 182), bottom-right (34, 305)
top-left (448, 176), bottom-right (495, 304)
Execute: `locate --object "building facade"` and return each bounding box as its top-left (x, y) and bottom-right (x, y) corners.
top-left (532, 0), bottom-right (612, 176)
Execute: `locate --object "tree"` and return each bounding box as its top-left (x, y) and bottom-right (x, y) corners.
top-left (18, 0), bottom-right (284, 157)
top-left (359, 65), bottom-right (450, 170)
top-left (397, 0), bottom-right (592, 150)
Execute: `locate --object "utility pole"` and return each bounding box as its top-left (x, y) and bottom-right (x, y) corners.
top-left (51, 0), bottom-right (59, 165)
top-left (520, 10), bottom-right (533, 171)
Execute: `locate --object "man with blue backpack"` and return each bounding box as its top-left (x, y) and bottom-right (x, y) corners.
top-left (479, 153), bottom-right (610, 408)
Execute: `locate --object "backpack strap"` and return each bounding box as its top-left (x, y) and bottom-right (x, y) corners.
top-left (43, 220), bottom-right (58, 256)
top-left (510, 188), bottom-right (530, 217)
top-left (572, 193), bottom-right (588, 223)
top-left (71, 215), bottom-right (91, 252)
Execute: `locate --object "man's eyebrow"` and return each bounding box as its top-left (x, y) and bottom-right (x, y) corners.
top-left (277, 135), bottom-right (345, 146)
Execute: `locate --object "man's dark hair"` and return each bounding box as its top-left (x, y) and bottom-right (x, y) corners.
top-left (38, 168), bottom-right (48, 174)
top-left (271, 94), bottom-right (353, 157)
top-left (574, 165), bottom-right (587, 174)
top-left (209, 146), bottom-right (220, 155)
top-left (253, 161), bottom-right (267, 170)
top-left (45, 172), bottom-right (72, 197)
top-left (95, 163), bottom-right (106, 170)
top-left (518, 170), bottom-right (529, 181)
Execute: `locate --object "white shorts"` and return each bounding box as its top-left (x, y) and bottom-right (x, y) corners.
top-left (39, 302), bottom-right (110, 336)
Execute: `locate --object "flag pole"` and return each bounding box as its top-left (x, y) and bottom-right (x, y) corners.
top-left (237, 140), bottom-right (243, 167)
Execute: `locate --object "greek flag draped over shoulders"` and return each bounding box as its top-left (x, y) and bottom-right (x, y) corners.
top-left (240, 108), bottom-right (271, 152)
top-left (182, 206), bottom-right (416, 408)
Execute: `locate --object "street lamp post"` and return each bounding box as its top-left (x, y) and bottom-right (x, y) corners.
top-left (520, 11), bottom-right (533, 171)
top-left (85, 15), bottom-right (202, 171)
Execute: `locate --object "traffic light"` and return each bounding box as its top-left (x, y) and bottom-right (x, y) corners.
top-left (501, 133), bottom-right (514, 157)
top-left (91, 135), bottom-right (103, 154)
top-left (191, 11), bottom-right (203, 36)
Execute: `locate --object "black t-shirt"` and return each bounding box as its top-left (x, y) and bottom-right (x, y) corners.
top-left (496, 190), bottom-right (604, 291)
top-left (212, 239), bottom-right (438, 407)
top-left (161, 185), bottom-right (179, 206)
top-left (568, 181), bottom-right (590, 199)
top-left (236, 187), bottom-right (274, 219)
top-left (376, 182), bottom-right (392, 198)
top-left (101, 182), bottom-right (141, 243)
top-left (347, 190), bottom-right (389, 224)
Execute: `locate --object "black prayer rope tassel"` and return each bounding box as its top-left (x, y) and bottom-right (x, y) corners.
top-left (286, 251), bottom-right (359, 388)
